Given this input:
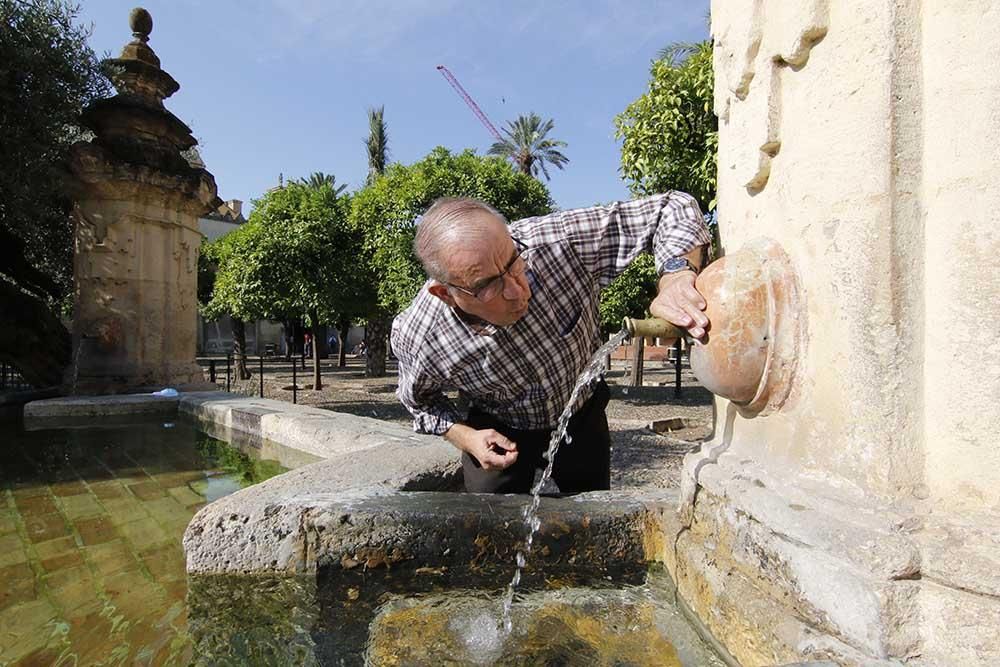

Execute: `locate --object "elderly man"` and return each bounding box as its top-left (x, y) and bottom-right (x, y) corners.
top-left (391, 193), bottom-right (711, 494)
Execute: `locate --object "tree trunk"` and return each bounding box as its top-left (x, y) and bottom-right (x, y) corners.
top-left (0, 280), bottom-right (71, 388)
top-left (311, 310), bottom-right (322, 391)
top-left (314, 323), bottom-right (329, 359)
top-left (364, 311), bottom-right (390, 378)
top-left (282, 320), bottom-right (294, 362)
top-left (338, 319), bottom-right (350, 369)
top-left (232, 319), bottom-right (251, 380)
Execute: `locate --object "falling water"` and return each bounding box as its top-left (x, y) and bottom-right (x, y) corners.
top-left (499, 327), bottom-right (631, 633)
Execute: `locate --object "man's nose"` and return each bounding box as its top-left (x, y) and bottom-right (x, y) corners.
top-left (502, 271), bottom-right (527, 300)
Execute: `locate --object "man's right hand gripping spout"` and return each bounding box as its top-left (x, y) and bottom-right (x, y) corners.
top-left (444, 424), bottom-right (519, 470)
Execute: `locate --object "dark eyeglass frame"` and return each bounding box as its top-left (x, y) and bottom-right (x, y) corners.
top-left (446, 238), bottom-right (529, 302)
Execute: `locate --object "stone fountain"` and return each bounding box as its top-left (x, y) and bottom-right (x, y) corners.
top-left (175, 1), bottom-right (1000, 664)
top-left (66, 7), bottom-right (218, 394)
top-left (652, 1), bottom-right (1000, 665)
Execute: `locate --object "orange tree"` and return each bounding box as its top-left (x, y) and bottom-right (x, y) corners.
top-left (601, 41), bottom-right (717, 333)
top-left (350, 147), bottom-right (553, 320)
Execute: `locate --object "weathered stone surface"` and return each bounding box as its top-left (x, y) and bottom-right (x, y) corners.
top-left (187, 492), bottom-right (665, 663)
top-left (179, 392), bottom-right (441, 461)
top-left (916, 580), bottom-right (1000, 666)
top-left (702, 0), bottom-right (1000, 661)
top-left (66, 8), bottom-right (217, 395)
top-left (185, 491), bottom-right (649, 577)
top-left (663, 446), bottom-right (1000, 664)
top-left (918, 509), bottom-right (1000, 599)
top-left (663, 451), bottom-right (925, 664)
top-left (23, 393), bottom-right (178, 423)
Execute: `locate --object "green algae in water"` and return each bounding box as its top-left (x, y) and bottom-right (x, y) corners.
top-left (195, 430), bottom-right (288, 487)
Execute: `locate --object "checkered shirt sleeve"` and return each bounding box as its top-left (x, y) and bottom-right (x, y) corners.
top-left (512, 190), bottom-right (711, 288)
top-left (391, 305), bottom-right (461, 435)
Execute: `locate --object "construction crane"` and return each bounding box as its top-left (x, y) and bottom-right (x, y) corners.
top-left (436, 65), bottom-right (504, 144)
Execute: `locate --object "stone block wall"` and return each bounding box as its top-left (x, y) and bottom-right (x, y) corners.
top-left (663, 2), bottom-right (1000, 664)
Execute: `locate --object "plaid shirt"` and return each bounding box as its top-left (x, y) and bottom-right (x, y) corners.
top-left (391, 191), bottom-right (711, 435)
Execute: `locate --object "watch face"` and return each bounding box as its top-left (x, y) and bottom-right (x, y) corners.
top-left (664, 257), bottom-right (690, 273)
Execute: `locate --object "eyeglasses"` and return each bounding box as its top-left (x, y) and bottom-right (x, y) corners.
top-left (447, 238), bottom-right (528, 303)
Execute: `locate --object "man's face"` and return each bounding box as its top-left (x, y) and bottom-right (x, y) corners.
top-left (428, 214), bottom-right (532, 327)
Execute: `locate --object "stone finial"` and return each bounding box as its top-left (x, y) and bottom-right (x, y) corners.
top-left (129, 7), bottom-right (152, 43)
top-left (117, 7), bottom-right (161, 69)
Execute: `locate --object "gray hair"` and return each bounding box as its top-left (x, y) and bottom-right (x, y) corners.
top-left (414, 197), bottom-right (508, 282)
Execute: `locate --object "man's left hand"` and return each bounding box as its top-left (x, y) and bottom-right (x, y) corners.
top-left (650, 271), bottom-right (709, 340)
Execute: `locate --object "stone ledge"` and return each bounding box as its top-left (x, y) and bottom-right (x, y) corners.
top-left (0, 387), bottom-right (62, 407)
top-left (22, 392), bottom-right (179, 424)
top-left (661, 447), bottom-right (1000, 665)
top-left (178, 392), bottom-right (440, 461)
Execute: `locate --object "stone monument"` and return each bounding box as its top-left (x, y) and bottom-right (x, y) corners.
top-left (66, 8), bottom-right (218, 394)
top-left (658, 1), bottom-right (1000, 664)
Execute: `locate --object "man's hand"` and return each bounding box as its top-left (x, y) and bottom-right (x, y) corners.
top-left (444, 424), bottom-right (519, 471)
top-left (650, 271), bottom-right (710, 340)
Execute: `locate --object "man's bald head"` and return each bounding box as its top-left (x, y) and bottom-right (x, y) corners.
top-left (414, 197), bottom-right (509, 282)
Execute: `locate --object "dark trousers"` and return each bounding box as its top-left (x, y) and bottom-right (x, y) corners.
top-left (461, 381), bottom-right (611, 494)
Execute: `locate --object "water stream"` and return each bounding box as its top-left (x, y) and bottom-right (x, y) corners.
top-left (499, 327), bottom-right (631, 633)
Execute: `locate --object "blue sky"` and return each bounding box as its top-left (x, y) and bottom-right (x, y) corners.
top-left (78, 1), bottom-right (710, 212)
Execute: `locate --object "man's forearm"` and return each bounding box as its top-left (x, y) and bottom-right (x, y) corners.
top-left (443, 423), bottom-right (474, 453)
top-left (684, 243), bottom-right (708, 272)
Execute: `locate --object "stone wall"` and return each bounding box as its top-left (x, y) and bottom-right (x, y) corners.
top-left (662, 2), bottom-right (1000, 664)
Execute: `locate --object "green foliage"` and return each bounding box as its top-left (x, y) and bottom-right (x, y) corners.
top-left (600, 43), bottom-right (717, 329)
top-left (0, 0), bottom-right (112, 308)
top-left (615, 41), bottom-right (717, 212)
top-left (598, 253), bottom-right (658, 334)
top-left (202, 181), bottom-right (364, 326)
top-left (350, 147), bottom-right (554, 313)
top-left (297, 172), bottom-right (347, 194)
top-left (488, 112), bottom-right (569, 181)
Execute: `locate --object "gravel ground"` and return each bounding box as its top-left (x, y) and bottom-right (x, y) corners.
top-left (205, 355), bottom-right (712, 493)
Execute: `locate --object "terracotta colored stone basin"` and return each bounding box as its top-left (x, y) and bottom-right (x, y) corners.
top-left (690, 238), bottom-right (802, 417)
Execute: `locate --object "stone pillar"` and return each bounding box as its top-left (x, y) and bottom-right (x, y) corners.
top-left (663, 2), bottom-right (1000, 664)
top-left (67, 8), bottom-right (217, 394)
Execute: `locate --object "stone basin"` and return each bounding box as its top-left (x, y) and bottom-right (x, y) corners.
top-left (184, 490), bottom-right (727, 665)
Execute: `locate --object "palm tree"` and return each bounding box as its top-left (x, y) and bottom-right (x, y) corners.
top-left (488, 112), bottom-right (569, 181)
top-left (365, 106), bottom-right (389, 185)
top-left (657, 11), bottom-right (711, 64)
top-left (657, 41), bottom-right (701, 65)
top-left (363, 106), bottom-right (391, 378)
top-left (299, 171), bottom-right (348, 194)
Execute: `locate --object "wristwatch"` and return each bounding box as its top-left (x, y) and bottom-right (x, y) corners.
top-left (659, 256), bottom-right (700, 276)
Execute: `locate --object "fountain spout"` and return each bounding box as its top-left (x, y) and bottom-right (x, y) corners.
top-left (621, 317), bottom-right (685, 340)
top-left (625, 238), bottom-right (802, 417)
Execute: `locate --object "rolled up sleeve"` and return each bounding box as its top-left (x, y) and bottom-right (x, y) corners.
top-left (515, 191), bottom-right (711, 288)
top-left (395, 362), bottom-right (459, 435)
top-left (391, 313), bottom-right (460, 436)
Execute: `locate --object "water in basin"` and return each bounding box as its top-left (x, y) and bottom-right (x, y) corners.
top-left (0, 416), bottom-right (291, 665)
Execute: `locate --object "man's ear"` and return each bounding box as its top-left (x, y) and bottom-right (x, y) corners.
top-left (427, 281), bottom-right (456, 307)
